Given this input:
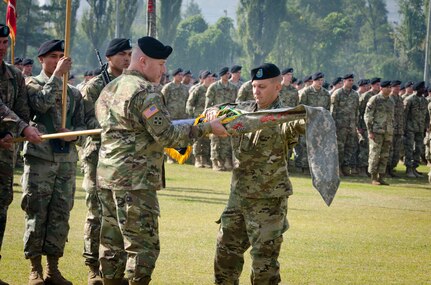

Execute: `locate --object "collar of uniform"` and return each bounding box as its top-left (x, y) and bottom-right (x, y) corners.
top-left (37, 70), bottom-right (52, 83)
top-left (257, 96), bottom-right (281, 111)
top-left (122, 69), bottom-right (147, 80)
top-left (1, 61), bottom-right (15, 79)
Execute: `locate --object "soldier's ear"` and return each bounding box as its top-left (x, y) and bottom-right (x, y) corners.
top-left (37, 56), bottom-right (44, 65)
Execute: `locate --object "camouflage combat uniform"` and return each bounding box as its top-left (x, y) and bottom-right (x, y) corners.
top-left (0, 62), bottom-right (29, 258)
top-left (22, 70), bottom-right (85, 259)
top-left (229, 78), bottom-right (243, 89)
top-left (80, 70), bottom-right (116, 267)
top-left (95, 70), bottom-right (213, 282)
top-left (278, 83), bottom-right (299, 108)
top-left (388, 92), bottom-right (405, 171)
top-left (235, 80), bottom-right (253, 102)
top-left (403, 93), bottom-right (428, 169)
top-left (428, 101), bottom-right (431, 183)
top-left (161, 81), bottom-right (189, 119)
top-left (186, 84), bottom-right (211, 167)
top-left (297, 85), bottom-right (330, 170)
top-left (364, 93), bottom-right (394, 175)
top-left (357, 89), bottom-right (379, 170)
top-left (214, 98), bottom-right (305, 284)
top-left (330, 87), bottom-right (359, 172)
top-left (205, 80), bottom-right (238, 170)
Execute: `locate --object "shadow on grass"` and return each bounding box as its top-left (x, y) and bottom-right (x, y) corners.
top-left (158, 192), bottom-right (228, 205)
top-left (163, 187), bottom-right (227, 195)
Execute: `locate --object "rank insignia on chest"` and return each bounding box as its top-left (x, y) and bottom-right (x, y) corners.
top-left (143, 105), bottom-right (159, 118)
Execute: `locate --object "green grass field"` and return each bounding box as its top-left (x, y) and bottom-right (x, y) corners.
top-left (1, 163), bottom-right (431, 285)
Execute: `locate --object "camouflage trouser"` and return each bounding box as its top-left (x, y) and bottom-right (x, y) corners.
top-left (404, 131), bottom-right (424, 168)
top-left (0, 161), bottom-right (13, 252)
top-left (294, 135), bottom-right (308, 168)
top-left (21, 156), bottom-right (76, 259)
top-left (357, 130), bottom-right (369, 167)
top-left (210, 136), bottom-right (232, 164)
top-left (193, 137), bottom-right (211, 162)
top-left (214, 192), bottom-right (288, 285)
top-left (388, 134), bottom-right (404, 169)
top-left (99, 188), bottom-right (160, 282)
top-left (336, 127), bottom-right (357, 167)
top-left (425, 131), bottom-right (431, 162)
top-left (368, 133), bottom-right (392, 174)
top-left (82, 151), bottom-right (102, 266)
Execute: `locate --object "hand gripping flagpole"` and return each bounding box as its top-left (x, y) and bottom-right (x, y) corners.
top-left (61, 0), bottom-right (72, 128)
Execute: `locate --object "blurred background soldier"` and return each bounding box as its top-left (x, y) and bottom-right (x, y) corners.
top-left (13, 57), bottom-right (23, 71)
top-left (235, 80), bottom-right (253, 102)
top-left (402, 81), bottom-right (414, 100)
top-left (387, 80), bottom-right (404, 177)
top-left (181, 70), bottom-right (193, 89)
top-left (80, 38), bottom-right (132, 285)
top-left (22, 58), bottom-right (34, 77)
top-left (279, 67), bottom-right (299, 107)
top-left (229, 64), bottom-right (242, 88)
top-left (329, 76), bottom-right (343, 95)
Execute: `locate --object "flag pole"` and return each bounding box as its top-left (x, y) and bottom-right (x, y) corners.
top-left (61, 0), bottom-right (72, 128)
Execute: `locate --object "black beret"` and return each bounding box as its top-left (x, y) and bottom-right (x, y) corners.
top-left (357, 79), bottom-right (369, 86)
top-left (312, 72), bottom-right (324, 81)
top-left (68, 74), bottom-right (75, 80)
top-left (405, 81), bottom-right (414, 88)
top-left (14, 57), bottom-right (23, 64)
top-left (183, 70), bottom-right (192, 76)
top-left (413, 81), bottom-right (425, 91)
top-left (0, 24), bottom-right (10, 37)
top-left (322, 82), bottom-right (330, 89)
top-left (250, 63), bottom-right (280, 82)
top-left (343, 73), bottom-right (354, 80)
top-left (292, 76), bottom-right (297, 83)
top-left (390, 80), bottom-right (401, 87)
top-left (38, 39), bottom-right (64, 57)
top-left (352, 85), bottom-right (358, 91)
top-left (281, 67), bottom-right (294, 75)
top-left (172, 68), bottom-right (183, 76)
top-left (137, 36), bottom-right (172, 59)
top-left (219, 67), bottom-right (229, 76)
top-left (22, 58), bottom-right (34, 66)
top-left (370, 77), bottom-right (381, 85)
top-left (211, 73), bottom-right (218, 78)
top-left (105, 38), bottom-right (132, 57)
top-left (303, 75), bottom-right (312, 82)
top-left (380, 80), bottom-right (391, 88)
top-left (201, 70), bottom-right (211, 79)
top-left (331, 77), bottom-right (342, 86)
top-left (230, 65), bottom-right (242, 73)
top-left (399, 83), bottom-right (405, 90)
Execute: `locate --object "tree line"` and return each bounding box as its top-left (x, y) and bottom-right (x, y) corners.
top-left (1, 0), bottom-right (429, 82)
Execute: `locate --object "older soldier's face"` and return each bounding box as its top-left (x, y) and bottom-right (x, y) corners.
top-left (144, 57), bottom-right (166, 83)
top-left (252, 77), bottom-right (282, 109)
top-left (39, 51), bottom-right (64, 76)
top-left (0, 37), bottom-right (8, 61)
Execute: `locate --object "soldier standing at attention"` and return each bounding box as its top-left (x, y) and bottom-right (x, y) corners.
top-left (13, 57), bottom-right (23, 71)
top-left (229, 65), bottom-right (243, 89)
top-left (236, 80), bottom-right (253, 102)
top-left (22, 58), bottom-right (34, 77)
top-left (0, 24), bottom-right (42, 285)
top-left (387, 80), bottom-right (404, 177)
top-left (402, 81), bottom-right (414, 100)
top-left (403, 81), bottom-right (428, 178)
top-left (95, 36), bottom-right (227, 285)
top-left (80, 38), bottom-right (132, 285)
top-left (213, 63), bottom-right (306, 284)
top-left (297, 72), bottom-right (330, 173)
top-left (329, 77), bottom-right (343, 95)
top-left (278, 67), bottom-right (299, 107)
top-left (161, 67), bottom-right (189, 120)
top-left (330, 74), bottom-right (359, 176)
top-left (205, 67), bottom-right (238, 171)
top-left (22, 39), bottom-right (85, 285)
top-left (364, 80), bottom-right (394, 185)
top-left (181, 70), bottom-right (193, 89)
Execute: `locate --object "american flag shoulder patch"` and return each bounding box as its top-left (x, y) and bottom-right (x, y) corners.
top-left (143, 105), bottom-right (159, 118)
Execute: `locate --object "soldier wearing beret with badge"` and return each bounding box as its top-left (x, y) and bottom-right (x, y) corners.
top-left (213, 63), bottom-right (306, 284)
top-left (80, 38), bottom-right (132, 285)
top-left (22, 39), bottom-right (85, 285)
top-left (95, 36), bottom-right (227, 285)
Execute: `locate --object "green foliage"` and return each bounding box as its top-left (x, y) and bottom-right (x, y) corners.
top-left (182, 0), bottom-right (202, 19)
top-left (113, 0), bottom-right (140, 39)
top-left (158, 0), bottom-right (183, 44)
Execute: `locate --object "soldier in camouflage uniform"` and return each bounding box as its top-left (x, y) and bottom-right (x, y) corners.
top-left (229, 65), bottom-right (243, 89)
top-left (181, 70), bottom-right (193, 90)
top-left (22, 39), bottom-right (85, 285)
top-left (22, 58), bottom-right (34, 78)
top-left (236, 80), bottom-right (253, 102)
top-left (401, 81), bottom-right (414, 100)
top-left (186, 70), bottom-right (214, 168)
top-left (0, 25), bottom-right (42, 285)
top-left (427, 101), bottom-right (431, 183)
top-left (279, 67), bottom-right (299, 108)
top-left (329, 77), bottom-right (343, 95)
top-left (330, 74), bottom-right (359, 176)
top-left (387, 80), bottom-right (404, 177)
top-left (80, 38), bottom-right (132, 285)
top-left (213, 63), bottom-right (306, 285)
top-left (297, 72), bottom-right (330, 173)
top-left (162, 68), bottom-right (189, 120)
top-left (95, 37), bottom-right (228, 285)
top-left (364, 80), bottom-right (394, 185)
top-left (403, 81), bottom-right (428, 178)
top-left (357, 77), bottom-right (381, 177)
top-left (205, 67), bottom-right (238, 171)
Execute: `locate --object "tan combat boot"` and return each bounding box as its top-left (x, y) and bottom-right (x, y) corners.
top-left (212, 159), bottom-right (223, 171)
top-left (87, 264), bottom-right (103, 285)
top-left (44, 255), bottom-right (72, 285)
top-left (406, 167), bottom-right (416, 178)
top-left (194, 156), bottom-right (203, 168)
top-left (378, 173), bottom-right (389, 185)
top-left (129, 277), bottom-right (151, 285)
top-left (371, 173), bottom-right (381, 185)
top-left (28, 255), bottom-right (44, 285)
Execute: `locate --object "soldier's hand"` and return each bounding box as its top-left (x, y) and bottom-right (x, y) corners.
top-left (0, 134), bottom-right (13, 150)
top-left (368, 132), bottom-right (375, 141)
top-left (210, 116), bottom-right (229, 138)
top-left (58, 128), bottom-right (77, 142)
top-left (53, 56), bottom-right (72, 78)
top-left (22, 126), bottom-right (43, 144)
top-left (204, 108), bottom-right (219, 121)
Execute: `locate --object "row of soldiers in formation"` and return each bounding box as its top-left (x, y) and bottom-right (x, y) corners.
top-left (0, 28), bottom-right (428, 285)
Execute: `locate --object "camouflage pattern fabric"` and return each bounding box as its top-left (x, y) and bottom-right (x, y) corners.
top-left (389, 134), bottom-right (403, 169)
top-left (368, 133), bottom-right (392, 174)
top-left (0, 161), bottom-right (13, 251)
top-left (21, 156), bottom-right (76, 258)
top-left (388, 94), bottom-right (405, 170)
top-left (229, 79), bottom-right (243, 89)
top-left (236, 80), bottom-right (253, 102)
top-left (330, 87), bottom-right (359, 168)
top-left (428, 102), bottom-right (431, 183)
top-left (161, 81), bottom-right (189, 119)
top-left (278, 84), bottom-right (299, 107)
